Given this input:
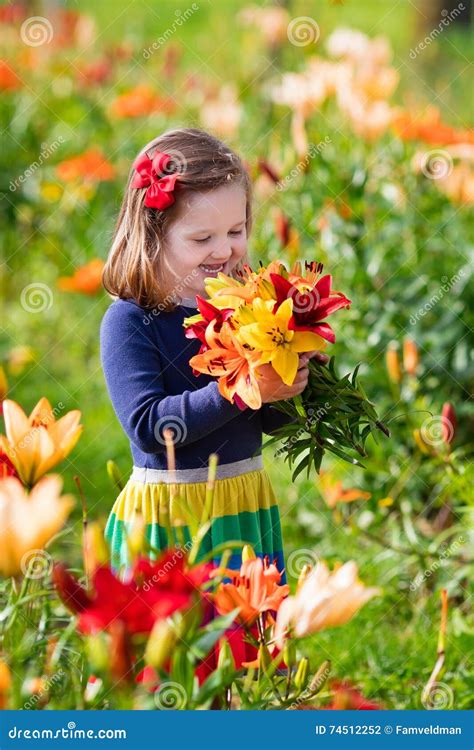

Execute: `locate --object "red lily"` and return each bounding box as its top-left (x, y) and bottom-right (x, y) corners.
top-left (325, 681), bottom-right (382, 710)
top-left (53, 552), bottom-right (210, 636)
top-left (184, 296), bottom-right (234, 367)
top-left (270, 272), bottom-right (351, 343)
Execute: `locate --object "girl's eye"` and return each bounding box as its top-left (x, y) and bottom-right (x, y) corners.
top-left (194, 237), bottom-right (210, 243)
top-left (229, 229), bottom-right (242, 236)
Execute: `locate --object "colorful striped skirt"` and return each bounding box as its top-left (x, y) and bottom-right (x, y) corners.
top-left (104, 455), bottom-right (285, 580)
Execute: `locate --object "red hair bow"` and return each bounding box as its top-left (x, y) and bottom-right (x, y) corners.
top-left (130, 150), bottom-right (178, 209)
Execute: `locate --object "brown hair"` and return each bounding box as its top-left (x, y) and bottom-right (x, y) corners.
top-left (102, 128), bottom-right (252, 310)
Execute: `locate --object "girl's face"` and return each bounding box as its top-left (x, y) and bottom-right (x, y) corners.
top-left (161, 183), bottom-right (248, 300)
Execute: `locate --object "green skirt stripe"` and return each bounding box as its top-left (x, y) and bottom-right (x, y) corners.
top-left (105, 505), bottom-right (284, 576)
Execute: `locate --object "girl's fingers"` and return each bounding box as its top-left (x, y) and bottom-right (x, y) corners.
top-left (313, 351), bottom-right (329, 365)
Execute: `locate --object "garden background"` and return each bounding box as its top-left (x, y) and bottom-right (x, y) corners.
top-left (1, 0), bottom-right (473, 710)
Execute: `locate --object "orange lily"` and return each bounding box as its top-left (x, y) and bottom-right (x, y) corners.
top-left (0, 398), bottom-right (82, 486)
top-left (319, 472), bottom-right (371, 509)
top-left (58, 259), bottom-right (104, 295)
top-left (213, 557), bottom-right (289, 625)
top-left (110, 84), bottom-right (175, 119)
top-left (56, 148), bottom-right (115, 183)
top-left (189, 320), bottom-right (262, 409)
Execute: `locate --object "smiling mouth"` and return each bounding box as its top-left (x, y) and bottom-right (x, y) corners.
top-left (199, 263), bottom-right (225, 274)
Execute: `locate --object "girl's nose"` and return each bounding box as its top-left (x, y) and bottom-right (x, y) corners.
top-left (211, 243), bottom-right (233, 261)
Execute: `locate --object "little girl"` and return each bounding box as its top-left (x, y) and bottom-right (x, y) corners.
top-left (100, 127), bottom-right (320, 578)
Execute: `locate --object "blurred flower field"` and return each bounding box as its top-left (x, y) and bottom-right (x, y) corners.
top-left (0, 1), bottom-right (473, 711)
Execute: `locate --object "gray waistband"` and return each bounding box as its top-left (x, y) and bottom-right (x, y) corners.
top-left (130, 455), bottom-right (263, 484)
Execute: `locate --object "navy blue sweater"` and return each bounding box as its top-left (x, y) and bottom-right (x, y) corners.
top-left (100, 298), bottom-right (294, 471)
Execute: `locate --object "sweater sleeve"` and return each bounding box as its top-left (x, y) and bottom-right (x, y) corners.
top-left (261, 404), bottom-right (298, 436)
top-left (100, 301), bottom-right (244, 454)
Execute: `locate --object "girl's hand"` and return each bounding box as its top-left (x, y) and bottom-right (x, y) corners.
top-left (299, 349), bottom-right (329, 367)
top-left (257, 351), bottom-right (325, 404)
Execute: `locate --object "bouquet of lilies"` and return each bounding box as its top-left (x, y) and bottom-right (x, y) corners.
top-left (184, 261), bottom-right (388, 476)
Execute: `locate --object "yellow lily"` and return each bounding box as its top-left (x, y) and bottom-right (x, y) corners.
top-left (0, 475), bottom-right (74, 578)
top-left (236, 297), bottom-right (325, 385)
top-left (205, 265), bottom-right (278, 308)
top-left (0, 398), bottom-right (82, 486)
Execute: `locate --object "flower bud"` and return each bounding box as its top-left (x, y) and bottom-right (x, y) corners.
top-left (441, 402), bottom-right (456, 445)
top-left (413, 429), bottom-right (431, 455)
top-left (283, 639), bottom-right (296, 669)
top-left (126, 512), bottom-right (146, 560)
top-left (386, 343), bottom-right (401, 384)
top-left (403, 337), bottom-right (419, 376)
top-left (242, 544), bottom-right (256, 562)
top-left (297, 563), bottom-right (312, 591)
top-left (107, 460), bottom-right (124, 492)
top-left (145, 619), bottom-right (176, 671)
top-left (217, 637), bottom-right (235, 675)
top-left (83, 521), bottom-right (109, 579)
top-left (0, 366), bottom-right (8, 412)
top-left (294, 656), bottom-right (309, 691)
top-left (0, 661), bottom-right (11, 710)
top-left (258, 643), bottom-right (272, 674)
top-left (86, 634), bottom-right (110, 673)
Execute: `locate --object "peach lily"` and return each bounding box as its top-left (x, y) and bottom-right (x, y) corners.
top-left (213, 557), bottom-right (289, 625)
top-left (0, 398), bottom-right (82, 486)
top-left (0, 475), bottom-right (74, 578)
top-left (274, 561), bottom-right (380, 647)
